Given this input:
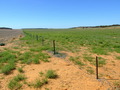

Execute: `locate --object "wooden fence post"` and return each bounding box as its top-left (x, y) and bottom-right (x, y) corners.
top-left (96, 56), bottom-right (99, 79)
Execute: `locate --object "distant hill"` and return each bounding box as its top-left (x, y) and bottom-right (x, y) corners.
top-left (71, 24), bottom-right (120, 29)
top-left (0, 27), bottom-right (12, 30)
top-left (22, 28), bottom-right (48, 30)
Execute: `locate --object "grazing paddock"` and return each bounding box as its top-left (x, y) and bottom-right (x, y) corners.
top-left (0, 28), bottom-right (120, 90)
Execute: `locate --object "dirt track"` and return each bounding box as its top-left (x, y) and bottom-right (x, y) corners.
top-left (0, 29), bottom-right (23, 43)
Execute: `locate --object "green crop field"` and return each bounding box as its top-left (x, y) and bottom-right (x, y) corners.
top-left (23, 28), bottom-right (120, 55)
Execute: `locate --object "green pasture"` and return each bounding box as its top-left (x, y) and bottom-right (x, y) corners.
top-left (23, 28), bottom-right (120, 55)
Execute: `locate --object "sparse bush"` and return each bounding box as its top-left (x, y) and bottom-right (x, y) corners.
top-left (17, 67), bottom-right (24, 73)
top-left (13, 74), bottom-right (26, 82)
top-left (33, 58), bottom-right (40, 64)
top-left (19, 52), bottom-right (32, 64)
top-left (1, 62), bottom-right (15, 75)
top-left (33, 78), bottom-right (48, 88)
top-left (33, 79), bottom-right (43, 88)
top-left (8, 80), bottom-right (22, 90)
top-left (46, 70), bottom-right (57, 79)
top-left (19, 51), bottom-right (50, 64)
top-left (0, 51), bottom-right (16, 63)
top-left (42, 78), bottom-right (48, 84)
top-left (37, 52), bottom-right (50, 62)
top-left (8, 74), bottom-right (26, 89)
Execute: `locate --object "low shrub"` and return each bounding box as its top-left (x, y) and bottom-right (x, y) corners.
top-left (8, 80), bottom-right (22, 90)
top-left (1, 62), bottom-right (15, 75)
top-left (32, 78), bottom-right (48, 88)
top-left (46, 70), bottom-right (57, 79)
top-left (13, 74), bottom-right (26, 82)
top-left (17, 67), bottom-right (24, 73)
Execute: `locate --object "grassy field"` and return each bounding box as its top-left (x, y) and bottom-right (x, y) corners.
top-left (0, 28), bottom-right (120, 90)
top-left (23, 28), bottom-right (120, 54)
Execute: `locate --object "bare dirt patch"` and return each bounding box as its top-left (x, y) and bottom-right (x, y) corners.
top-left (0, 39), bottom-right (119, 90)
top-left (0, 56), bottom-right (110, 90)
top-left (23, 56), bottom-right (111, 90)
top-left (0, 29), bottom-right (23, 43)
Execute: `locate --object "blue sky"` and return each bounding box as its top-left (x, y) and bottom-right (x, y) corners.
top-left (0, 0), bottom-right (120, 29)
